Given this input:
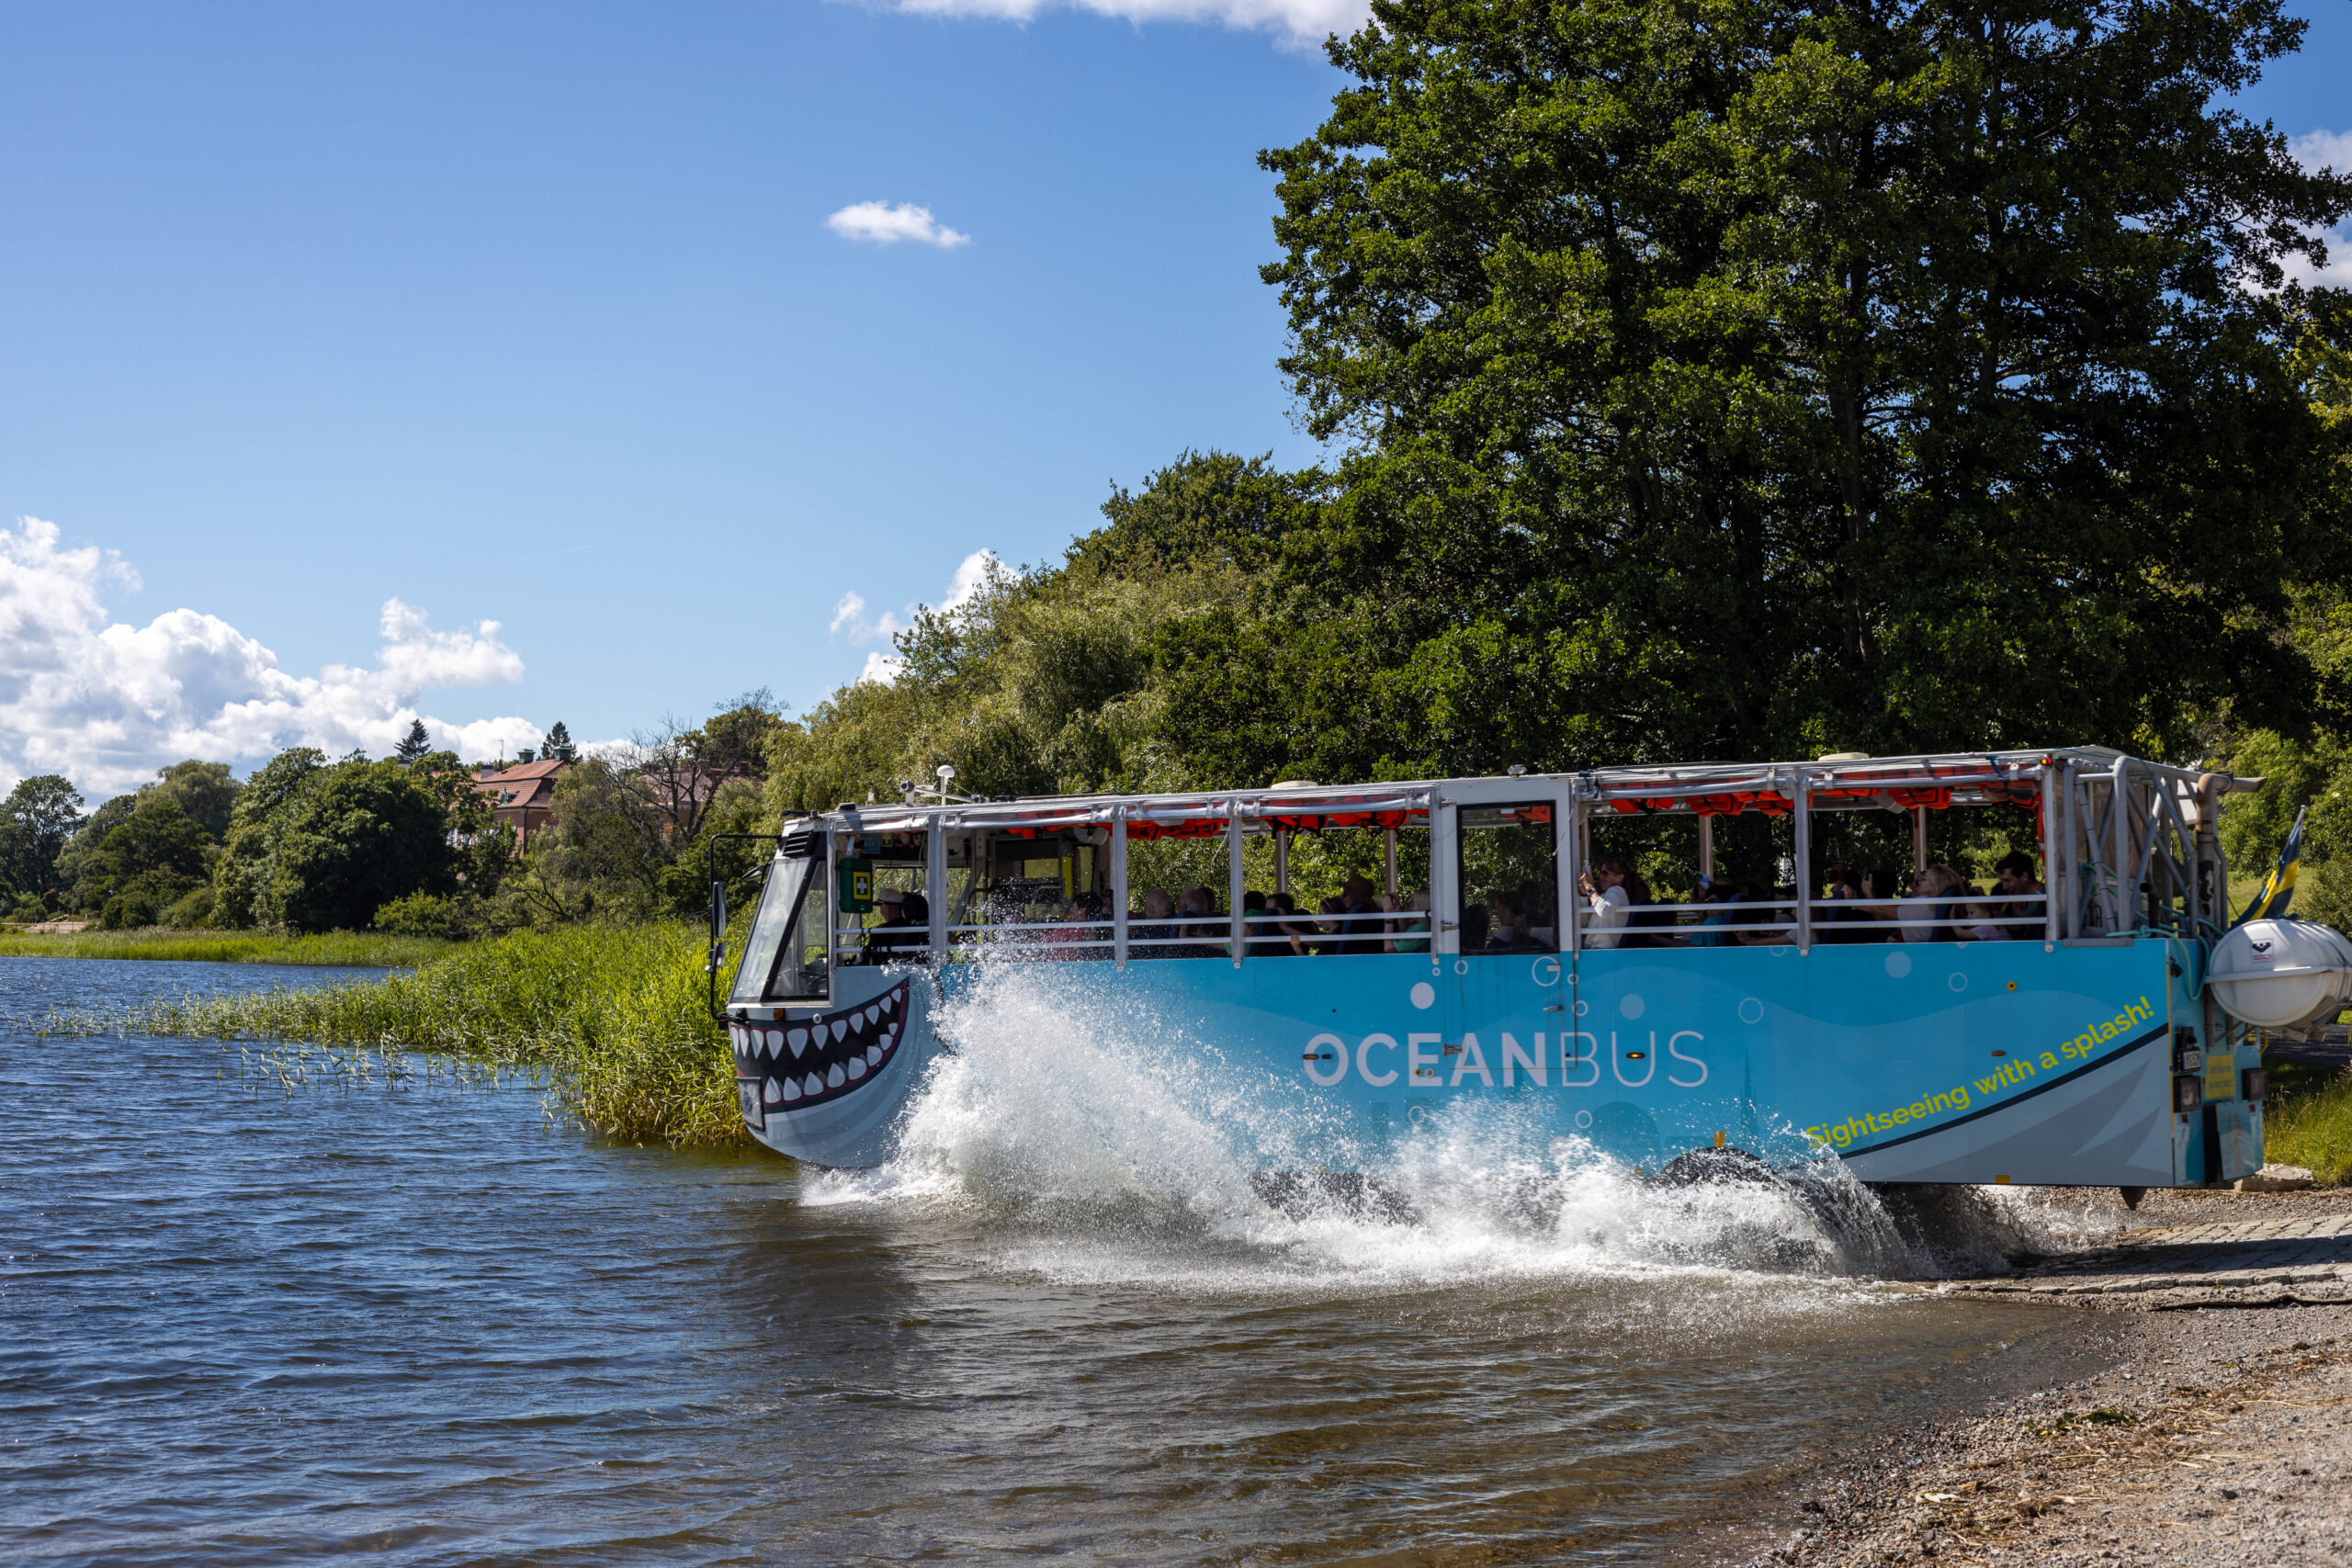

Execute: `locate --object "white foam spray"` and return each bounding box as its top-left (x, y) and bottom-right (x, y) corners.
top-left (807, 965), bottom-right (2094, 1293)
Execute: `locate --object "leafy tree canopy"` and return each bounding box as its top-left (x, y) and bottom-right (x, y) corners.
top-left (0, 775), bottom-right (84, 906)
top-left (1148, 0), bottom-right (2352, 785)
top-left (79, 796), bottom-right (217, 928)
top-left (211, 750), bottom-right (458, 932)
top-left (769, 452), bottom-right (1302, 814)
top-left (142, 760), bottom-right (241, 840)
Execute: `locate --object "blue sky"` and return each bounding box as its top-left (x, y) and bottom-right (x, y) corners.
top-left (1, 0), bottom-right (2346, 796)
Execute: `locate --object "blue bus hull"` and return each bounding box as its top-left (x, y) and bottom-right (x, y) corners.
top-left (736, 938), bottom-right (2264, 1186)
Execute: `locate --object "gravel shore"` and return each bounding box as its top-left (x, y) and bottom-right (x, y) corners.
top-left (1724, 1190), bottom-right (2352, 1567)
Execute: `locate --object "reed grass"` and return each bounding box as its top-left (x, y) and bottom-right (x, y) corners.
top-left (0, 927), bottom-right (457, 966)
top-left (2264, 1065), bottom-right (2352, 1186)
top-left (43, 922), bottom-right (746, 1148)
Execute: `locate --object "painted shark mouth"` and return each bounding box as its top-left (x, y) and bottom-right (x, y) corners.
top-left (731, 979), bottom-right (913, 1127)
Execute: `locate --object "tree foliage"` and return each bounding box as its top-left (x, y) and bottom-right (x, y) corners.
top-left (77, 796), bottom-right (217, 929)
top-left (0, 775), bottom-right (85, 911)
top-left (1149, 0), bottom-right (2352, 784)
top-left (212, 750), bottom-right (463, 932)
top-left (768, 452), bottom-right (1321, 813)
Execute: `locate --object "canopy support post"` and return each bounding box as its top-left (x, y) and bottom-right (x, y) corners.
top-left (1911, 807), bottom-right (1928, 880)
top-left (1275, 828), bottom-right (1289, 896)
top-left (926, 814), bottom-right (948, 963)
top-left (1228, 798), bottom-right (1246, 967)
top-left (2111, 756), bottom-right (2133, 934)
top-left (1793, 773), bottom-right (1813, 954)
top-left (1565, 796), bottom-right (1583, 956)
top-left (1112, 806), bottom-right (1128, 969)
top-left (1698, 814), bottom-right (1714, 882)
top-left (2040, 761), bottom-right (2061, 945)
top-left (1384, 828), bottom-right (1398, 899)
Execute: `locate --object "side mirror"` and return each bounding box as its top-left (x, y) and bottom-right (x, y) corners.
top-left (706, 881), bottom-right (727, 974)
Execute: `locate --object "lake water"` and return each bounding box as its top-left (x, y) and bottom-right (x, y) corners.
top-left (1, 957), bottom-right (2116, 1565)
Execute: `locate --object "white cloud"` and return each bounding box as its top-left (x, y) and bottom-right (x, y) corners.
top-left (2282, 130), bottom-right (2352, 290)
top-left (830, 590), bottom-right (906, 646)
top-left (0, 515), bottom-right (541, 801)
top-left (829, 548), bottom-right (1001, 685)
top-left (888, 0), bottom-right (1369, 47)
top-left (2291, 130), bottom-right (2352, 173)
top-left (940, 548), bottom-right (1001, 611)
top-left (857, 650), bottom-right (908, 686)
top-left (824, 201), bottom-right (972, 248)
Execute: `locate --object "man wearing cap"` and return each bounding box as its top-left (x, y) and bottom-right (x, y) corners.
top-left (863, 886), bottom-right (913, 965)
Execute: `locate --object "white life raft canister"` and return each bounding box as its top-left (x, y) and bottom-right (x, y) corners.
top-left (2207, 919), bottom-right (2352, 1031)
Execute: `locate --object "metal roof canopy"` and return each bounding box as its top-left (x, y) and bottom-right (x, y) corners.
top-left (792, 748), bottom-right (2228, 836)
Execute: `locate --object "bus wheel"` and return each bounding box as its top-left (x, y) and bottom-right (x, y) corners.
top-left (1654, 1145), bottom-right (1777, 1189)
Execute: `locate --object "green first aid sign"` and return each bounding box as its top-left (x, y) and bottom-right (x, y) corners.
top-left (838, 858), bottom-right (874, 913)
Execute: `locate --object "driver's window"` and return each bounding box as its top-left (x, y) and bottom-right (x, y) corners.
top-left (729, 855), bottom-right (829, 1003)
top-left (1455, 803), bottom-right (1558, 954)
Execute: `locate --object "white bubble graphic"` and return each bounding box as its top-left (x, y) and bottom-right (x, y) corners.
top-left (1621, 993), bottom-right (1646, 1020)
top-left (1884, 952), bottom-right (1912, 978)
top-left (1410, 982), bottom-right (1436, 1010)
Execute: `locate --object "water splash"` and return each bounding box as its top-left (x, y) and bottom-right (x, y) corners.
top-left (809, 964), bottom-right (2091, 1290)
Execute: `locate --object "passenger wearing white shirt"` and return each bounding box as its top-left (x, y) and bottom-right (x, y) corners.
top-left (1580, 863), bottom-right (1632, 949)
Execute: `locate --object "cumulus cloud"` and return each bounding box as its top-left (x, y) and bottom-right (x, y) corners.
top-left (2281, 130), bottom-right (2352, 290)
top-left (0, 516), bottom-right (541, 800)
top-left (888, 0), bottom-right (1369, 47)
top-left (824, 201), bottom-right (972, 248)
top-left (857, 650), bottom-right (908, 686)
top-left (830, 590), bottom-right (906, 645)
top-left (831, 548), bottom-right (1003, 688)
top-left (940, 548), bottom-right (1001, 611)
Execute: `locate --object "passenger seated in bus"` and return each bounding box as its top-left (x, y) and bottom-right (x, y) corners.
top-left (1487, 890), bottom-right (1544, 951)
top-left (1043, 892), bottom-right (1100, 960)
top-left (1902, 864), bottom-right (1964, 942)
top-left (1598, 859), bottom-right (1673, 948)
top-left (1134, 887), bottom-right (1178, 956)
top-left (1961, 897), bottom-right (2012, 941)
top-left (1818, 864), bottom-right (1884, 943)
top-left (1687, 882), bottom-right (1741, 947)
top-left (1269, 892), bottom-right (1316, 955)
top-left (1858, 867), bottom-right (1904, 928)
top-left (1311, 895), bottom-right (1349, 956)
top-left (1461, 900), bottom-right (1491, 952)
top-left (1737, 886), bottom-right (1792, 945)
top-left (1521, 879), bottom-right (1557, 947)
top-left (1994, 851), bottom-right (2045, 939)
top-left (1333, 875), bottom-right (1383, 954)
top-left (1178, 886), bottom-right (1225, 958)
top-left (1390, 890), bottom-right (1430, 953)
top-left (1580, 861), bottom-right (1631, 948)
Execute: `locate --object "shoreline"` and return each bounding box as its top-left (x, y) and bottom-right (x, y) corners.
top-left (1720, 1190), bottom-right (2352, 1566)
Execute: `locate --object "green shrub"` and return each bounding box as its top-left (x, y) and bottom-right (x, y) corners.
top-left (164, 885), bottom-right (216, 929)
top-left (372, 891), bottom-right (473, 940)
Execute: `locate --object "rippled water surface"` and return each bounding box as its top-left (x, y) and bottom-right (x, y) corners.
top-left (2, 957), bottom-right (2113, 1565)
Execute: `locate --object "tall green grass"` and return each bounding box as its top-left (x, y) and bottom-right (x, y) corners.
top-left (2265, 1065), bottom-right (2352, 1186)
top-left (46, 923), bottom-right (745, 1147)
top-left (0, 928), bottom-right (457, 966)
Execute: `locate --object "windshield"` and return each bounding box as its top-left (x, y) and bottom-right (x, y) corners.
top-left (729, 854), bottom-right (828, 1004)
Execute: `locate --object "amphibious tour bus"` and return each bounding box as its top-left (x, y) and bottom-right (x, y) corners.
top-left (713, 748), bottom-right (2349, 1194)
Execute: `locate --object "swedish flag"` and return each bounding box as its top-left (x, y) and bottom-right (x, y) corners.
top-left (2238, 804), bottom-right (2307, 924)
